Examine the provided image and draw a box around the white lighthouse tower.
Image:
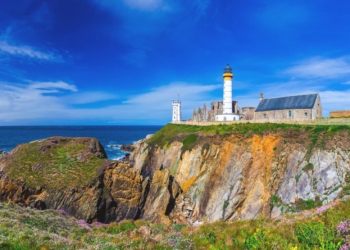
[172,96,182,123]
[216,64,240,121]
[223,64,233,114]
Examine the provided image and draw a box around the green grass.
[147,123,350,149]
[0,202,194,250]
[183,198,350,249]
[181,134,198,157]
[303,163,314,172]
[1,197,350,249]
[5,138,106,189]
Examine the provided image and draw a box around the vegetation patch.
[201,143,210,154]
[147,123,350,154]
[294,197,323,211]
[180,134,198,158]
[303,163,314,172]
[2,196,350,249]
[3,138,106,189]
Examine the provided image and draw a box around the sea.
[0,126,162,160]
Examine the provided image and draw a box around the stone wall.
[315,95,322,118]
[255,108,314,121]
[240,107,255,120]
[330,110,350,118]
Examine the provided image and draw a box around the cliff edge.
[131,123,350,224]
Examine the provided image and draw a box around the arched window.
[288,110,292,117]
[263,114,266,119]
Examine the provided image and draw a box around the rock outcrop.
[0,137,144,223]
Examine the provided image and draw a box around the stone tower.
[172,98,182,123]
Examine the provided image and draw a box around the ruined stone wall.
[330,111,350,118]
[190,101,240,122]
[315,95,322,118]
[240,107,255,120]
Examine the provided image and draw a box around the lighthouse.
[172,95,182,123]
[223,64,233,114]
[215,64,240,121]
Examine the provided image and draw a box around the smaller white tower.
[172,97,182,123]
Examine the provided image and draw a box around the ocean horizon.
[0,125,163,160]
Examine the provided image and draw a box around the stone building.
[255,93,322,121]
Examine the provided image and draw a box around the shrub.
[295,222,339,249]
[303,163,314,172]
[206,232,216,244]
[172,224,187,232]
[244,228,268,249]
[223,201,229,210]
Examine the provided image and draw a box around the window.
[224,117,227,121]
[288,110,292,117]
[305,112,308,117]
[263,114,266,118]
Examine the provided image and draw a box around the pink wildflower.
[315,204,332,215]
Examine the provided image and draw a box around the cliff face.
[131,127,350,223]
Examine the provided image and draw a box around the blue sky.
[1,0,350,125]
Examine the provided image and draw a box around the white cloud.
[125,82,220,105]
[0,41,63,62]
[28,81,78,92]
[0,81,219,124]
[283,57,350,79]
[63,92,117,105]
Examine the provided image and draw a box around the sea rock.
[120,144,135,152]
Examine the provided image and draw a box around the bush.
[295,222,339,249]
[172,224,187,232]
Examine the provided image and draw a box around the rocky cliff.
[2,124,350,226]
[131,123,350,224]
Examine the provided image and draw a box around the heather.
[1,197,350,249]
[3,137,106,189]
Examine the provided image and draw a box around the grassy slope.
[4,138,106,189]
[1,198,350,249]
[148,123,350,148]
[0,202,192,250]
